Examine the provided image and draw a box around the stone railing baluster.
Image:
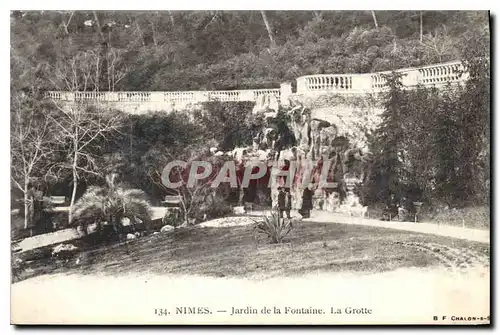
[45,60,467,107]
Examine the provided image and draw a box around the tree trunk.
[182,201,190,226]
[23,180,29,230]
[114,215,122,242]
[371,11,378,29]
[419,11,423,43]
[168,10,175,27]
[92,11,106,44]
[62,11,74,35]
[135,21,146,47]
[239,186,245,205]
[260,11,276,49]
[68,150,78,224]
[151,21,158,47]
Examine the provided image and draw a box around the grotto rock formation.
[222,95,372,216]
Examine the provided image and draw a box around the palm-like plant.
[252,210,293,244]
[72,174,152,241]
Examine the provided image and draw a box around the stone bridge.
[46,60,467,114]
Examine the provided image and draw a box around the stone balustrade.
[296,74,369,94]
[47,88,280,104]
[46,60,467,107]
[298,60,466,96]
[368,61,467,91]
[418,62,466,85]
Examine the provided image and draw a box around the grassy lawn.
[14,221,490,284]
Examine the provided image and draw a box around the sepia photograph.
[9,8,491,325]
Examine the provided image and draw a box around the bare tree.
[106,48,128,91]
[371,11,379,29]
[144,146,221,225]
[11,94,55,231]
[50,49,127,92]
[48,103,124,224]
[260,11,276,49]
[174,172,214,225]
[51,50,100,92]
[422,26,456,63]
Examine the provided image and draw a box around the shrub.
[202,196,233,220]
[72,174,152,242]
[162,208,183,227]
[428,205,490,229]
[11,253,25,282]
[252,210,293,244]
[194,193,233,222]
[52,243,79,260]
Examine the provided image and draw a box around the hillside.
[11,10,490,92]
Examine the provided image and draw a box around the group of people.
[276,184,314,219]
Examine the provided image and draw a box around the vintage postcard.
[10,9,490,325]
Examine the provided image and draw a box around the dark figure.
[382,194,398,221]
[277,187,292,219]
[299,185,314,218]
[397,197,414,222]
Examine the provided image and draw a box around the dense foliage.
[11,10,489,92]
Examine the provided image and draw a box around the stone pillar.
[144,92,157,104]
[280,82,293,107]
[241,90,254,102]
[296,77,307,95]
[351,74,373,93]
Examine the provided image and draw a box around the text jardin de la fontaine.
[229,306,372,316]
[170,306,372,315]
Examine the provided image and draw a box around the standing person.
[277,187,292,219]
[300,183,314,218]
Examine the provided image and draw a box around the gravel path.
[305,210,489,244]
[13,208,489,254]
[245,210,489,244]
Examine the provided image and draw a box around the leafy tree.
[366,40,490,209]
[368,72,409,203]
[455,18,490,204]
[194,101,255,150]
[116,111,211,202]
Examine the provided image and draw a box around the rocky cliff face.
[227,93,380,216]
